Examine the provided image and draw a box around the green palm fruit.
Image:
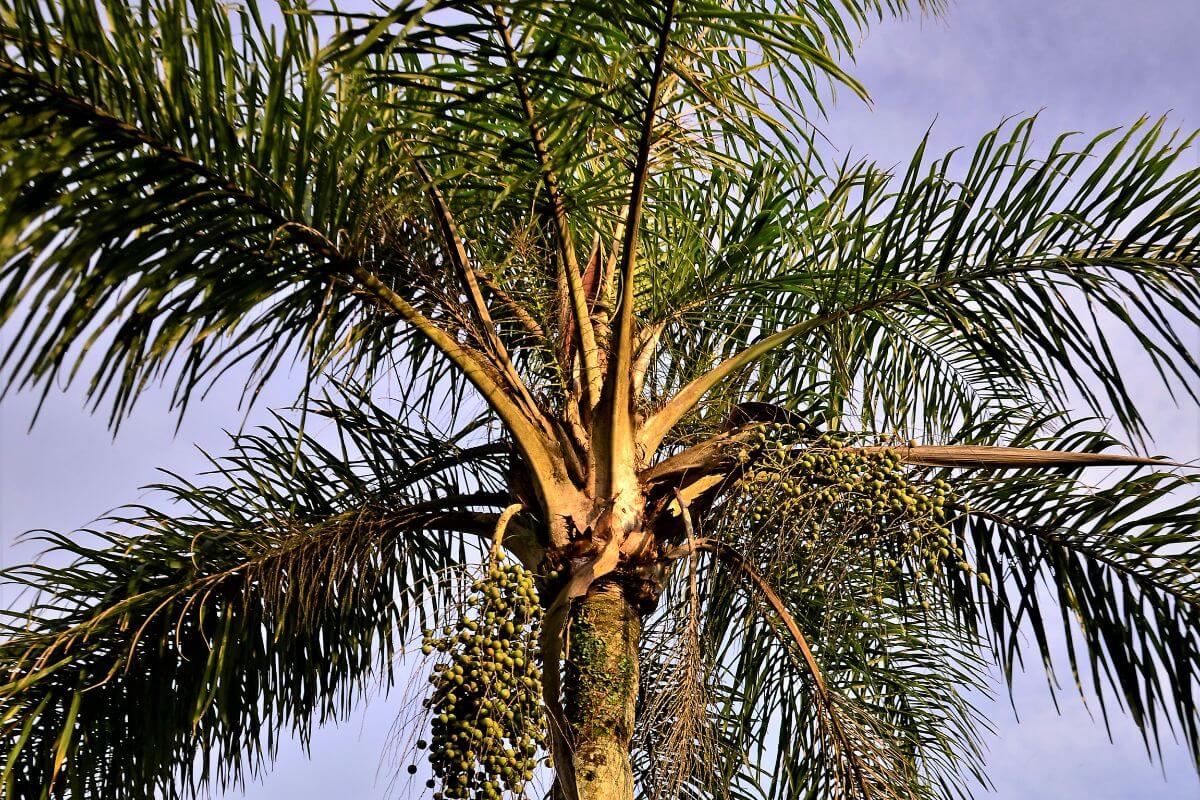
[421,557,546,796]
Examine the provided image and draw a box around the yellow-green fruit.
[422,558,545,798]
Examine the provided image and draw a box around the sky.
[2,1,1199,798]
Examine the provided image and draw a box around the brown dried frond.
[637,560,717,799]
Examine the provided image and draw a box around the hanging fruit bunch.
[727,423,988,597]
[416,553,547,799]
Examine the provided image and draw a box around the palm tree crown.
[1,2,1199,799]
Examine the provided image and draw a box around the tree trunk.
[562,581,641,800]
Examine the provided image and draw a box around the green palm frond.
[634,447,991,800]
[939,418,1200,764]
[318,0,947,419]
[643,117,1200,448]
[0,0,507,424]
[0,0,947,428]
[655,540,988,800]
[0,387,512,799]
[326,0,942,205]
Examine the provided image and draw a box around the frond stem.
[492,6,602,408]
[407,153,549,427]
[490,503,526,557]
[607,0,678,424]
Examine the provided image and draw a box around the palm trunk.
[561,581,641,800]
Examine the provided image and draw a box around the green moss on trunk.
[563,581,641,800]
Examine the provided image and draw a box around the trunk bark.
[561,581,641,800]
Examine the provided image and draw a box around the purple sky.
[2,1,1199,798]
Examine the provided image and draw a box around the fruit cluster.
[417,554,546,798]
[730,424,989,593]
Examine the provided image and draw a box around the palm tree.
[2,1,1199,798]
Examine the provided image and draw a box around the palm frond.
[940,418,1200,765]
[675,411,1200,797]
[321,0,944,389]
[689,550,988,800]
[0,387,512,799]
[0,0,549,426]
[642,117,1200,451]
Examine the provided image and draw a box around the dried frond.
[637,560,717,799]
